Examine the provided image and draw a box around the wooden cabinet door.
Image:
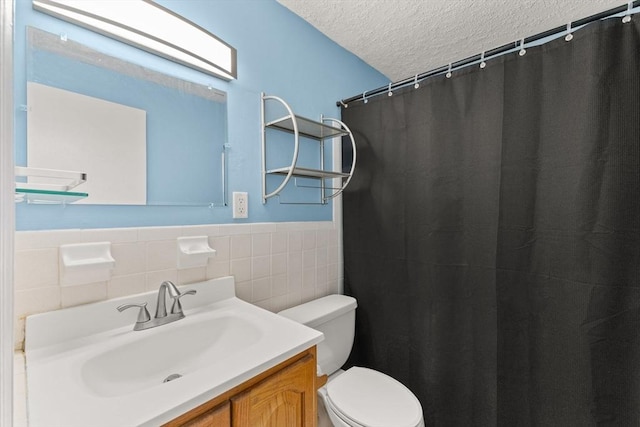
[231,354,316,427]
[180,402,230,427]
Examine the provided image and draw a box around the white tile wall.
[14,221,343,350]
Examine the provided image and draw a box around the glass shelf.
[15,188,88,204]
[265,114,349,140]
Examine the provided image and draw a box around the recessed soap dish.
[59,241,115,286]
[177,236,216,269]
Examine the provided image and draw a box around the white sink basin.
[81,311,262,398]
[25,276,323,427]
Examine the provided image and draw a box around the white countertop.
[25,277,323,427]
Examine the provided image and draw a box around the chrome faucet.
[118,281,196,331]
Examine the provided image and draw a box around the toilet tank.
[279,295,357,376]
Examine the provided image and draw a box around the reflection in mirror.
[22,27,228,206]
[27,82,147,204]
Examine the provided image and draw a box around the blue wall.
[14,0,389,230]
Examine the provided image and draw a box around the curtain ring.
[414,74,420,89]
[565,22,573,41]
[446,63,452,79]
[362,91,368,104]
[519,38,526,56]
[480,51,486,69]
[388,83,393,97]
[623,1,633,23]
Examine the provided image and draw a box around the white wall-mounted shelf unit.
[261,93,356,204]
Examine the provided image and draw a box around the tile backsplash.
[14,221,343,350]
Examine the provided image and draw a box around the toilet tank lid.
[278,294,357,328]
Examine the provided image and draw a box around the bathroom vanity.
[24,277,323,426]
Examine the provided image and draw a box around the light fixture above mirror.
[32,0,237,80]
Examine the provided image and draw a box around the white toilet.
[279,295,425,427]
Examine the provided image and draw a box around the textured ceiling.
[277,0,626,82]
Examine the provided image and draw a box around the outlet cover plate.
[233,192,248,219]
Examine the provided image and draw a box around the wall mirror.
[19,26,228,206]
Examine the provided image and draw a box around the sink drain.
[163,373,182,383]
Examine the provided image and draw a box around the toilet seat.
[325,367,423,427]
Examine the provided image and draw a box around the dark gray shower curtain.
[342,17,640,427]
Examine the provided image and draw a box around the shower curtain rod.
[336,0,639,107]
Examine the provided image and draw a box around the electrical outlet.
[233,192,248,219]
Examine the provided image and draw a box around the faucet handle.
[170,289,196,315]
[117,302,151,324]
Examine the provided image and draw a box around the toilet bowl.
[320,367,424,427]
[279,295,424,427]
